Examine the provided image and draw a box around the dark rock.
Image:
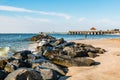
[95,47,101,52]
[51,57,95,67]
[55,42,75,49]
[12,52,22,59]
[35,46,44,55]
[63,46,76,55]
[27,54,36,61]
[58,76,70,80]
[4,63,17,73]
[9,59,32,68]
[43,50,60,59]
[44,50,70,60]
[32,59,66,75]
[4,68,43,80]
[63,47,75,57]
[44,48,96,67]
[0,59,8,70]
[51,57,74,67]
[30,33,56,42]
[35,43,53,56]
[63,46,87,58]
[63,42,75,47]
[84,46,96,53]
[53,46,63,51]
[53,38,66,46]
[75,50,88,57]
[74,58,95,66]
[99,48,106,54]
[74,43,86,47]
[20,50,32,60]
[0,70,8,80]
[87,52,97,58]
[41,44,53,53]
[95,47,106,54]
[13,50,34,61]
[35,67,58,80]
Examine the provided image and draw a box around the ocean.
[0,33,120,51]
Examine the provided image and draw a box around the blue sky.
[0,0,120,33]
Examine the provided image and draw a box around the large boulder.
[43,48,96,67]
[74,58,95,66]
[0,70,8,80]
[84,46,97,53]
[13,50,35,61]
[93,47,106,54]
[43,50,60,59]
[30,33,56,42]
[75,50,88,57]
[63,44,97,58]
[53,38,66,46]
[5,68,43,80]
[87,52,97,58]
[56,42,75,49]
[40,43,53,53]
[9,59,32,68]
[0,59,8,70]
[4,63,17,73]
[63,47,76,57]
[32,59,66,75]
[51,57,95,67]
[35,67,58,80]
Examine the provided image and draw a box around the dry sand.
[67,39,120,80]
[28,39,120,80]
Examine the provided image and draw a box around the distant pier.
[68,31,120,35]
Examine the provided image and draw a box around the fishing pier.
[68,30,120,35]
[68,27,120,35]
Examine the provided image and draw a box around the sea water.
[0,33,120,51]
[0,33,36,51]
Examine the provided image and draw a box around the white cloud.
[22,16,51,22]
[97,19,111,23]
[96,18,120,26]
[0,5,32,12]
[78,18,86,22]
[0,5,71,19]
[0,16,52,33]
[0,16,51,23]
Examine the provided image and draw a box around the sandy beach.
[66,39,120,80]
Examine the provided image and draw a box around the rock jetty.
[0,33,106,80]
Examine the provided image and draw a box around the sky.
[0,0,120,33]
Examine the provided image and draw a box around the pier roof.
[90,27,96,30]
